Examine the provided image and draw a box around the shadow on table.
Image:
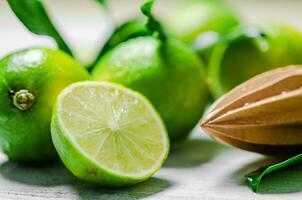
[230,156,302,194]
[0,161,172,200]
[164,138,228,168]
[76,177,172,200]
[230,156,279,184]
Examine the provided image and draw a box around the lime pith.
[51,82,169,187]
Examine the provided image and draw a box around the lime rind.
[208,43,229,98]
[51,81,169,187]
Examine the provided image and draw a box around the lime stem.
[141,0,167,41]
[12,89,35,111]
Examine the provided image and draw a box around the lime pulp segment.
[56,82,169,178]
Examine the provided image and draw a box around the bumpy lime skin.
[163,0,240,44]
[51,82,170,187]
[0,48,90,162]
[209,24,302,98]
[92,36,209,141]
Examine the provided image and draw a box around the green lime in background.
[0,48,90,162]
[92,36,209,141]
[92,0,239,69]
[208,23,302,98]
[51,82,169,187]
[163,0,240,44]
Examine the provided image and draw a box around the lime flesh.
[51,82,169,187]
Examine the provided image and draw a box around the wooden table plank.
[0,128,301,199]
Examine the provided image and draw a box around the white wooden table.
[0,128,301,200]
[1,0,302,199]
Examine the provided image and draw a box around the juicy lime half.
[51,81,169,187]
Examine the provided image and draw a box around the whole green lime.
[0,48,90,162]
[163,0,240,44]
[208,24,302,98]
[92,36,209,141]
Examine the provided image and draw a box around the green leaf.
[89,18,150,70]
[246,154,302,193]
[89,0,165,69]
[192,26,268,54]
[140,0,166,41]
[95,0,107,6]
[7,0,72,55]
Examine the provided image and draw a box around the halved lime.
[51,81,169,187]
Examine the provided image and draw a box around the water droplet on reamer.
[244,103,250,107]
